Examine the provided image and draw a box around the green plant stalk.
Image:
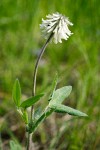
[27,33,54,150]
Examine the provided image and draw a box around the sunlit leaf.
[20,94,44,109]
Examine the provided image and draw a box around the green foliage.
[49,86,87,117]
[10,140,22,150]
[28,75,58,133]
[50,86,72,104]
[12,79,21,107]
[28,85,87,133]
[51,104,87,117]
[28,107,54,133]
[20,94,44,109]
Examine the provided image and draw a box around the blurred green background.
[0,0,100,149]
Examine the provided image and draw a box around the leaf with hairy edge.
[50,86,72,105]
[20,94,44,109]
[12,79,21,107]
[49,103,88,117]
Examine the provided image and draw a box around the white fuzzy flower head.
[40,12,73,44]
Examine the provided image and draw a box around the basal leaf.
[12,79,21,107]
[20,94,44,109]
[50,86,72,105]
[50,103,88,117]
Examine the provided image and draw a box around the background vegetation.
[0,0,100,149]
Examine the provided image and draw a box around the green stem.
[31,32,54,119]
[27,33,54,150]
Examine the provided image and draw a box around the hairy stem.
[27,33,53,150]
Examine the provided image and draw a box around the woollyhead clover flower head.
[40,12,73,44]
